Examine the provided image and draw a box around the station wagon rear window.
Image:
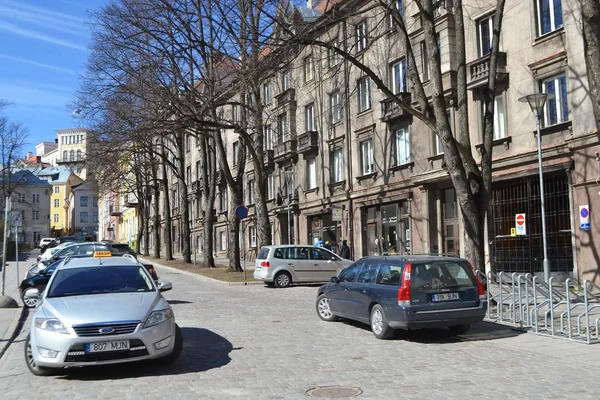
[411,262,475,291]
[376,263,403,285]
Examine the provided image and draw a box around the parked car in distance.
[24,252,181,376]
[253,245,353,288]
[315,255,487,339]
[38,242,73,262]
[38,238,53,248]
[43,242,136,265]
[20,258,69,308]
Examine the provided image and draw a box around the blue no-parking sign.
[580,205,590,231]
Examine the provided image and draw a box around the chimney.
[55,138,58,144]
[27,151,33,158]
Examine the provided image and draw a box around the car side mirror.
[158,281,173,292]
[329,276,339,284]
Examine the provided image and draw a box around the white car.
[38,243,73,262]
[25,253,182,376]
[38,238,53,248]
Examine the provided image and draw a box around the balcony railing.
[125,198,138,208]
[191,179,202,193]
[276,88,296,107]
[380,92,412,122]
[56,158,84,164]
[297,131,319,154]
[274,138,298,165]
[263,149,275,169]
[467,52,508,90]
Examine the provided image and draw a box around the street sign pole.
[1,197,10,296]
[14,225,18,286]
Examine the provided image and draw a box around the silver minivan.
[254,245,353,288]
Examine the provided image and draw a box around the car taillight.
[467,261,486,298]
[147,266,155,275]
[397,262,412,307]
[260,261,270,267]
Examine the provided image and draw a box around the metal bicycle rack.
[476,270,600,344]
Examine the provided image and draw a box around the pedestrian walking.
[339,240,351,259]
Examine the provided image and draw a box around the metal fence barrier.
[476,270,600,344]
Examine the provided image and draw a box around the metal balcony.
[380,93,412,122]
[263,149,275,170]
[125,198,138,208]
[191,180,202,193]
[297,131,319,155]
[276,88,296,107]
[467,52,508,90]
[274,139,298,165]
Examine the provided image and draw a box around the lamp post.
[283,170,294,245]
[518,93,555,284]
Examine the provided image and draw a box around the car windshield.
[47,265,155,297]
[411,262,476,291]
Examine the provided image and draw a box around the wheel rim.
[277,274,289,286]
[372,309,383,335]
[318,298,332,319]
[26,340,39,371]
[23,296,38,307]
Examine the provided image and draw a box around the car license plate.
[255,267,261,271]
[432,293,459,302]
[85,340,130,353]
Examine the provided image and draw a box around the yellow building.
[37,166,83,237]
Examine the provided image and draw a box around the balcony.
[433,0,453,18]
[274,138,298,165]
[380,93,412,122]
[125,198,138,208]
[297,131,319,155]
[56,158,84,164]
[191,179,202,193]
[276,88,296,107]
[110,207,122,217]
[263,149,275,170]
[215,169,225,185]
[467,52,508,91]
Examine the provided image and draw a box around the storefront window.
[381,204,398,254]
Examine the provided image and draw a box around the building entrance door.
[442,188,459,255]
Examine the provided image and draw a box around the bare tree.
[0,100,29,200]
[581,0,600,132]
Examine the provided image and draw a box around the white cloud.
[0,6,89,38]
[0,54,77,75]
[2,0,85,24]
[0,20,87,51]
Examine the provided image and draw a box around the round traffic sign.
[516,215,525,226]
[581,208,589,218]
[235,205,248,219]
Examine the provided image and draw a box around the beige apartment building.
[148,0,599,283]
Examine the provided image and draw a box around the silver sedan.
[25,254,182,376]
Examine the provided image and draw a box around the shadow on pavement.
[56,327,234,380]
[340,320,525,343]
[167,300,193,305]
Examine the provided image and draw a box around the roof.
[36,165,76,184]
[314,0,343,12]
[5,170,52,187]
[59,255,140,270]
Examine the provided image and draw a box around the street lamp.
[283,170,294,245]
[518,93,555,284]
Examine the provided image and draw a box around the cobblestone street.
[1,265,599,399]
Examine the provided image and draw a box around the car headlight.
[143,308,173,328]
[35,318,69,334]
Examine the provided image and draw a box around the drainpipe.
[567,167,578,282]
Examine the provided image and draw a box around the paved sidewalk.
[0,250,36,358]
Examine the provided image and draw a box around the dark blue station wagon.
[316,255,487,339]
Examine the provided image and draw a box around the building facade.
[55,128,90,180]
[69,179,100,240]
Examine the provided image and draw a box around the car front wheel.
[370,304,394,340]
[316,294,337,321]
[24,335,54,376]
[22,288,40,308]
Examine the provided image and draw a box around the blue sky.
[0,0,106,153]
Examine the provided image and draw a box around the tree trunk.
[151,158,161,259]
[200,133,217,268]
[582,0,600,133]
[227,186,243,272]
[176,132,192,263]
[161,137,173,261]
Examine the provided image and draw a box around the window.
[282,69,292,91]
[327,38,340,67]
[542,74,568,126]
[376,263,404,285]
[278,112,290,142]
[267,173,274,200]
[360,140,374,175]
[264,124,273,150]
[196,161,201,180]
[80,195,88,207]
[186,166,191,184]
[307,157,317,189]
[357,77,371,112]
[388,0,404,27]
[356,21,367,52]
[93,196,98,206]
[232,105,241,123]
[493,95,506,139]
[76,149,82,160]
[54,187,59,194]
[329,91,341,124]
[32,194,39,204]
[80,212,88,223]
[356,262,379,284]
[339,264,361,282]
[248,179,256,204]
[233,141,240,166]
[305,103,315,132]
[70,150,75,161]
[536,0,563,37]
[220,189,228,212]
[220,231,227,251]
[92,211,98,223]
[395,128,411,165]
[477,14,494,57]
[263,82,272,104]
[17,194,25,203]
[420,42,429,81]
[185,135,191,152]
[436,108,453,155]
[32,210,39,220]
[54,199,60,208]
[62,150,67,160]
[331,148,344,183]
[53,214,59,223]
[250,226,257,248]
[391,59,407,94]
[304,55,313,82]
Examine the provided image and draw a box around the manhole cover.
[306,386,362,398]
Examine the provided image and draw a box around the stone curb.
[138,257,264,287]
[0,305,27,360]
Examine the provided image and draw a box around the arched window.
[69,150,75,161]
[76,150,82,161]
[62,150,67,160]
